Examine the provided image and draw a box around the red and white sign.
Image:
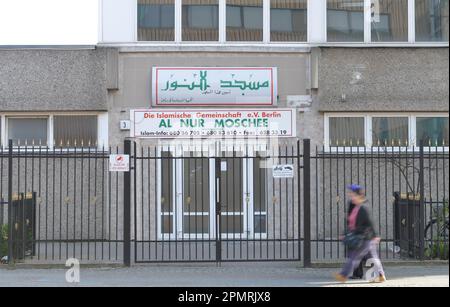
[131,109,296,139]
[109,154,130,172]
[152,67,277,106]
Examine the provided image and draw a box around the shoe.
[370,274,387,283]
[333,273,348,283]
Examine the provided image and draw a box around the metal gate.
[3,138,445,266]
[132,140,309,263]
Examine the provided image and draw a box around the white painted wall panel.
[101,0,136,43]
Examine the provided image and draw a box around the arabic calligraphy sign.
[131,109,295,139]
[152,67,277,106]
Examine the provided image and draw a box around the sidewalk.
[0,263,448,287]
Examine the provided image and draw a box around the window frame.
[0,112,108,151]
[325,113,449,152]
[135,0,310,44]
[5,115,51,148]
[130,0,449,46]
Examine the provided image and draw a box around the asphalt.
[0,263,448,287]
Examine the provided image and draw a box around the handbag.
[343,232,365,250]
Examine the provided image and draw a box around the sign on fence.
[109,154,130,172]
[152,67,277,106]
[272,164,295,178]
[131,109,296,139]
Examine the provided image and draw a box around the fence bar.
[303,139,311,268]
[123,140,132,267]
[7,139,13,265]
[419,140,425,260]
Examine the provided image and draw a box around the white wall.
[100,0,136,43]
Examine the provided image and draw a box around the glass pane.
[138,0,175,41]
[182,0,219,41]
[415,0,449,42]
[221,215,243,234]
[329,117,365,146]
[227,0,263,41]
[220,157,243,213]
[161,151,174,213]
[8,118,48,146]
[183,216,209,234]
[271,0,307,42]
[253,156,267,212]
[254,215,266,234]
[416,117,449,146]
[183,157,210,212]
[327,0,364,42]
[372,117,409,146]
[54,115,98,148]
[371,0,409,42]
[161,215,173,234]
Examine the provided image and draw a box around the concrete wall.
[317,47,449,112]
[106,50,312,145]
[0,49,108,111]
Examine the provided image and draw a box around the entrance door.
[157,150,255,240]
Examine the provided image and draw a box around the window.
[326,114,449,149]
[415,0,449,42]
[227,0,264,41]
[182,0,219,41]
[371,0,409,42]
[416,116,449,146]
[372,117,409,146]
[54,115,98,148]
[327,0,365,42]
[0,113,106,150]
[329,117,365,146]
[270,0,307,42]
[137,0,175,41]
[7,117,48,146]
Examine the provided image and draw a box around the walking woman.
[334,185,386,283]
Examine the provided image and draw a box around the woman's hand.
[372,237,381,244]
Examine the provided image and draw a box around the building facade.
[0,0,448,264]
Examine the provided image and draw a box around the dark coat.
[347,201,377,241]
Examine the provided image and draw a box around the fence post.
[418,140,425,260]
[303,139,311,268]
[123,140,132,267]
[7,139,13,265]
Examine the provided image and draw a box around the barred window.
[54,115,98,148]
[329,117,365,147]
[7,118,48,146]
[416,117,449,146]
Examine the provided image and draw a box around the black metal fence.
[0,140,125,264]
[0,139,448,266]
[311,143,449,262]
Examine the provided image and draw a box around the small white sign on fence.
[272,164,294,178]
[109,154,130,172]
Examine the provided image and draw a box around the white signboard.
[131,109,296,139]
[272,165,295,178]
[152,67,277,106]
[109,154,130,172]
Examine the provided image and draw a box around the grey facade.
[1,46,448,145]
[1,46,448,264]
[0,48,108,112]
